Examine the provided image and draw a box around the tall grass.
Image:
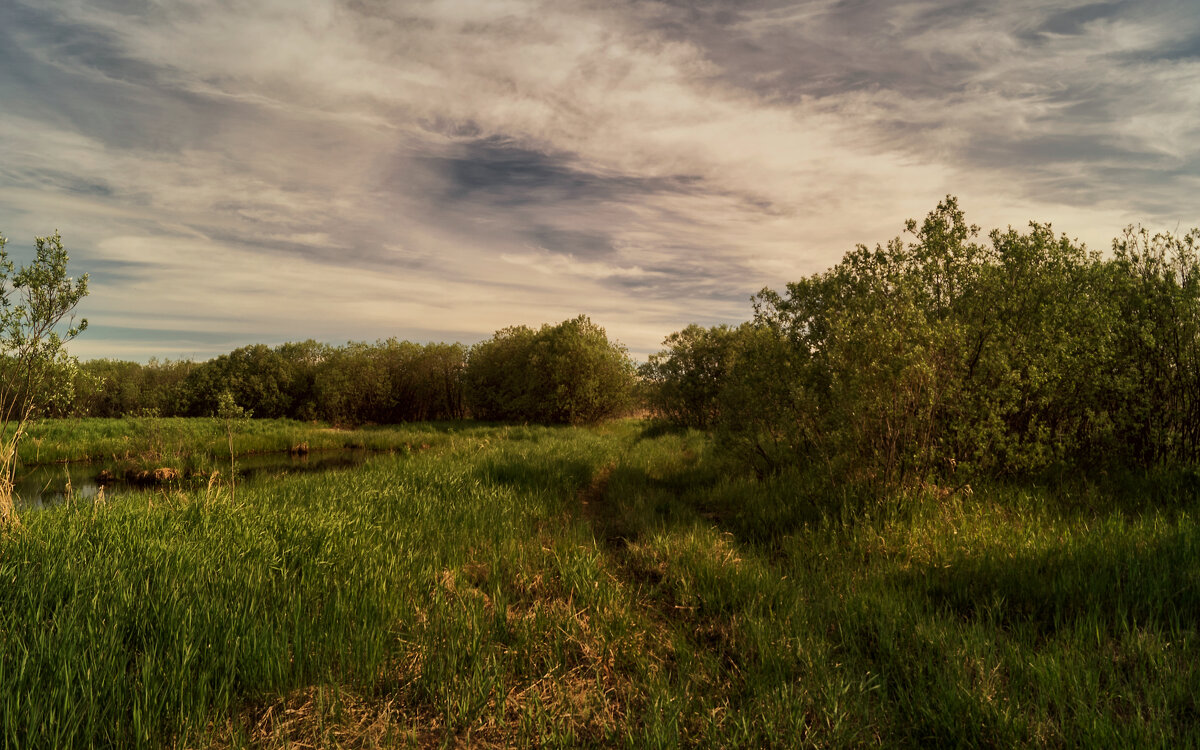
[1,420,1197,747]
[12,418,491,479]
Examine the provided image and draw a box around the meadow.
[1,418,1198,748]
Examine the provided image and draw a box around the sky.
[1,0,1198,361]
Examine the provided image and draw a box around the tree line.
[641,196,1200,486]
[63,316,635,426]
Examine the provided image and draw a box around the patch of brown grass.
[199,684,499,750]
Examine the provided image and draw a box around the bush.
[652,196,1200,489]
[465,316,634,424]
[639,324,743,429]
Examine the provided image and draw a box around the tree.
[181,344,293,419]
[704,196,1140,487]
[0,230,88,525]
[464,316,635,424]
[640,324,743,429]
[533,316,636,424]
[462,325,541,422]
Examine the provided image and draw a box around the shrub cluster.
[643,197,1200,485]
[639,324,743,430]
[463,315,635,424]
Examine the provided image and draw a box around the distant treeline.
[64,316,635,426]
[641,196,1200,483]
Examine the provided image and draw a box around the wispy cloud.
[0,0,1196,360]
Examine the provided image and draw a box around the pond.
[14,449,376,508]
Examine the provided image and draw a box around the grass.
[13,417,483,480]
[1,418,1198,747]
[19,416,482,461]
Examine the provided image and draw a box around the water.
[14,449,375,508]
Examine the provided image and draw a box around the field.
[2,419,1198,747]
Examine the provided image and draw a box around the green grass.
[14,417,488,479]
[1,419,1198,747]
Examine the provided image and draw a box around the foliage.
[646,197,1200,488]
[73,339,467,426]
[183,344,294,419]
[639,323,744,429]
[464,315,635,424]
[74,357,198,418]
[460,325,538,422]
[1107,226,1200,465]
[310,339,466,425]
[0,230,88,523]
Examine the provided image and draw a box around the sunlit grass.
[1,419,1197,747]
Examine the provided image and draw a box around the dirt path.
[577,462,632,550]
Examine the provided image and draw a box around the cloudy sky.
[1,0,1198,361]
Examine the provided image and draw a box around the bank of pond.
[9,417,458,508]
[13,447,376,508]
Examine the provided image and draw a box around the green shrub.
[652,196,1200,487]
[464,315,634,424]
[639,323,744,429]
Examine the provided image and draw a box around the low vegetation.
[9,417,463,482]
[3,421,1199,747]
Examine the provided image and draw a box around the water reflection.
[15,449,375,508]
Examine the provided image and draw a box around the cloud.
[0,0,1196,361]
[630,0,1200,214]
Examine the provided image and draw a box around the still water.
[15,449,374,508]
